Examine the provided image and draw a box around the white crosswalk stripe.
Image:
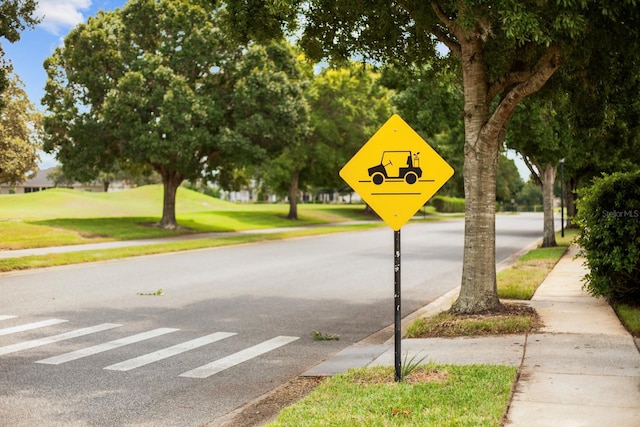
[36,328,180,365]
[0,323,121,356]
[179,336,299,379]
[0,316,300,379]
[0,319,68,336]
[105,331,237,371]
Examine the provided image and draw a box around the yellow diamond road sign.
[340,114,454,231]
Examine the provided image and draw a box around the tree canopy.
[304,65,393,196]
[230,40,311,219]
[0,72,40,184]
[507,91,574,246]
[224,0,640,313]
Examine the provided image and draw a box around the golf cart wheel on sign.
[371,172,385,185]
[404,172,418,184]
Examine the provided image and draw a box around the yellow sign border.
[340,114,454,230]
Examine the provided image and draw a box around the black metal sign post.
[394,229,402,382]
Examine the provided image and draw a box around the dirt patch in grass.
[216,376,324,427]
[403,368,450,384]
[408,303,542,338]
[348,365,450,385]
[450,302,540,327]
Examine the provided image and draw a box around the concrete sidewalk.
[305,246,640,426]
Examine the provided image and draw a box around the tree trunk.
[158,169,184,230]
[430,13,561,314]
[450,38,503,314]
[452,138,503,313]
[103,180,110,192]
[540,162,557,247]
[522,157,558,246]
[287,168,299,220]
[566,176,579,228]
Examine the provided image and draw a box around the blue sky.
[4,0,128,109]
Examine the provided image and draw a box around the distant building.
[0,167,104,194]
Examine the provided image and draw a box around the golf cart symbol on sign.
[339,114,454,231]
[367,150,423,185]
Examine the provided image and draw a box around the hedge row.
[430,196,465,213]
[576,171,640,305]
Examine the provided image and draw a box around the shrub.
[576,171,640,304]
[430,195,465,213]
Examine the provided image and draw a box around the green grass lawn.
[0,185,376,250]
[615,304,640,336]
[269,365,516,427]
[0,185,232,220]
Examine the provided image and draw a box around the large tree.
[224,0,640,313]
[0,72,40,184]
[42,0,244,229]
[0,0,39,110]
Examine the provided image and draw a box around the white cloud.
[36,0,92,35]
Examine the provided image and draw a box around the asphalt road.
[0,213,551,426]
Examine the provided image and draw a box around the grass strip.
[497,246,567,299]
[0,221,112,250]
[11,209,366,249]
[497,229,579,300]
[0,224,380,272]
[0,186,378,249]
[615,304,640,336]
[269,364,517,427]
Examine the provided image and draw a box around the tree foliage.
[516,180,543,209]
[559,42,640,223]
[257,63,392,214]
[496,155,523,206]
[507,91,574,246]
[305,65,392,195]
[42,0,244,229]
[230,40,311,219]
[508,92,572,178]
[0,72,40,184]
[381,64,465,197]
